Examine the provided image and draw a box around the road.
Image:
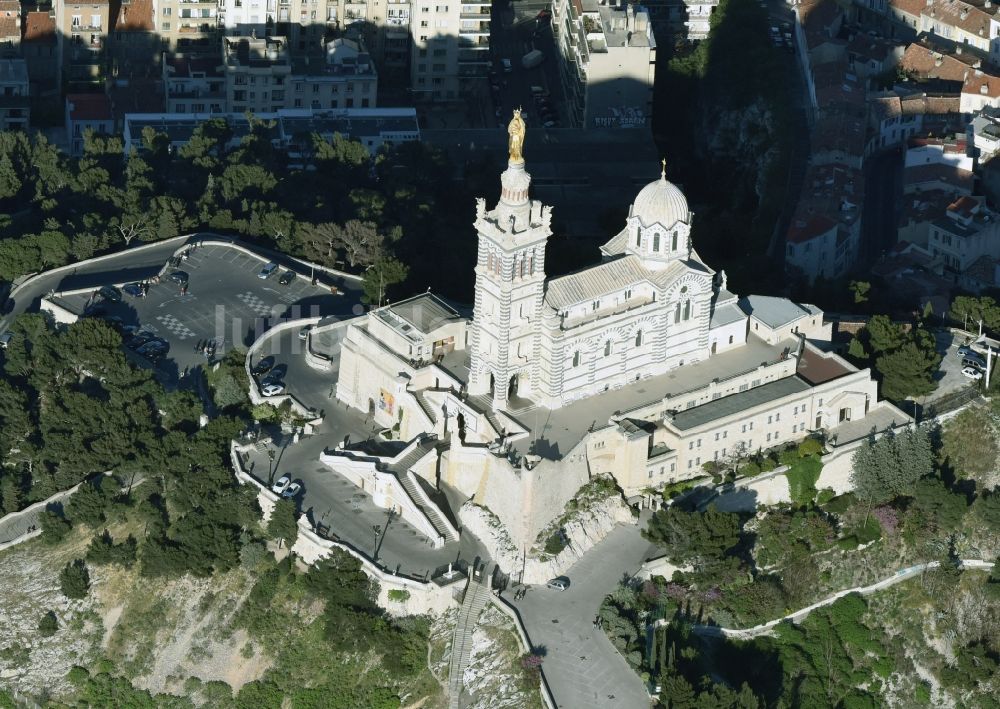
[860,148,904,265]
[503,522,658,709]
[690,559,995,639]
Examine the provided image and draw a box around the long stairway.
[448,567,493,709]
[397,471,459,542]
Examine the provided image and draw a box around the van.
[0,331,12,349]
[963,357,985,371]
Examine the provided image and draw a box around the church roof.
[670,376,812,431]
[630,172,689,229]
[599,229,628,257]
[544,256,652,310]
[738,295,819,328]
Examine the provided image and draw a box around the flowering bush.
[665,583,688,601]
[873,505,899,536]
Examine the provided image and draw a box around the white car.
[271,475,291,494]
[262,382,285,396]
[962,366,983,380]
[281,482,302,499]
[298,325,313,341]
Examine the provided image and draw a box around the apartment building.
[409,0,490,100]
[0,59,29,131]
[163,53,225,113]
[0,1,19,57]
[158,0,218,51]
[552,0,656,128]
[785,163,864,283]
[21,11,59,91]
[65,93,114,155]
[217,0,336,49]
[222,34,291,113]
[56,0,111,88]
[110,0,157,68]
[221,34,376,113]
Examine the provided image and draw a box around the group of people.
[194,339,217,358]
[513,586,529,601]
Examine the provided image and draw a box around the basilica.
[329,114,907,553]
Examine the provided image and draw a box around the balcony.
[459,22,490,35]
[70,24,103,33]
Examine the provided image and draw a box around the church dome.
[631,169,689,229]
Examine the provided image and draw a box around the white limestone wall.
[709,317,747,354]
[39,298,80,325]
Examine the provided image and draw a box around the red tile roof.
[115,0,153,31]
[22,11,55,43]
[0,15,17,39]
[901,44,975,82]
[67,93,114,122]
[963,70,1000,98]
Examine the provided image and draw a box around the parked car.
[137,339,169,357]
[271,475,291,494]
[299,325,313,341]
[501,58,513,73]
[252,356,275,375]
[962,366,983,380]
[546,576,570,591]
[0,331,13,349]
[99,285,122,302]
[258,262,279,279]
[127,334,153,349]
[168,270,189,286]
[963,357,986,371]
[279,270,296,285]
[261,382,285,396]
[123,282,145,298]
[281,482,302,499]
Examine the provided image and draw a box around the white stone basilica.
[328,115,908,561]
[467,141,749,411]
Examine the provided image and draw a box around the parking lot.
[51,243,362,384]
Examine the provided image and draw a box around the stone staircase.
[412,389,438,424]
[397,470,459,543]
[448,567,493,709]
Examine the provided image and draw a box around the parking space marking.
[236,291,276,316]
[155,314,197,340]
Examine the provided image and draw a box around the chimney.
[957,45,963,53]
[961,8,969,19]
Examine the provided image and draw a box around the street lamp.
[267,448,276,483]
[372,524,382,561]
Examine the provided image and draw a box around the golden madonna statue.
[508,109,526,163]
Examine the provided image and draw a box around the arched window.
[604,340,612,357]
[635,330,643,347]
[683,300,691,321]
[653,233,660,251]
[635,230,641,247]
[487,252,493,271]
[728,335,734,344]
[519,258,526,278]
[672,232,678,250]
[527,255,533,275]
[572,351,580,367]
[674,302,681,324]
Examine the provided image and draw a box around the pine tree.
[0,152,21,200]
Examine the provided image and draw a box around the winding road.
[686,559,995,640]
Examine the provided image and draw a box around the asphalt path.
[504,522,658,709]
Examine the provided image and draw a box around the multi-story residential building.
[217,0,334,50]
[121,106,420,154]
[785,163,864,282]
[163,53,225,113]
[409,0,490,100]
[21,11,59,91]
[65,93,114,154]
[972,104,1000,162]
[552,0,656,128]
[289,38,377,109]
[381,0,411,73]
[222,34,291,113]
[110,0,157,69]
[927,194,1000,276]
[0,59,29,131]
[961,68,1000,112]
[157,0,218,52]
[903,137,974,195]
[55,0,111,88]
[0,1,20,57]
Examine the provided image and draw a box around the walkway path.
[505,522,658,709]
[688,559,995,640]
[449,566,493,709]
[0,484,82,549]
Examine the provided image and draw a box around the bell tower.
[468,110,552,411]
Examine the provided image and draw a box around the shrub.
[739,459,762,477]
[38,610,58,637]
[785,456,822,506]
[59,559,91,599]
[823,492,857,516]
[543,529,568,555]
[39,508,72,545]
[760,456,778,473]
[86,530,137,567]
[387,589,411,602]
[797,437,823,458]
[65,479,108,527]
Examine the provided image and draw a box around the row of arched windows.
[636,230,679,253]
[570,330,645,367]
[485,250,535,277]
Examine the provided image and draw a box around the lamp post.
[372,524,382,562]
[267,448,276,484]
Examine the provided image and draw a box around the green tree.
[0,152,22,199]
[39,508,73,545]
[267,499,298,549]
[849,280,870,304]
[875,341,940,400]
[851,427,933,506]
[361,256,408,305]
[38,610,59,637]
[59,559,91,599]
[866,315,906,353]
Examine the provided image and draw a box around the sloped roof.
[67,93,113,121]
[23,11,55,43]
[900,43,974,83]
[545,256,655,310]
[963,70,1000,98]
[115,0,153,31]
